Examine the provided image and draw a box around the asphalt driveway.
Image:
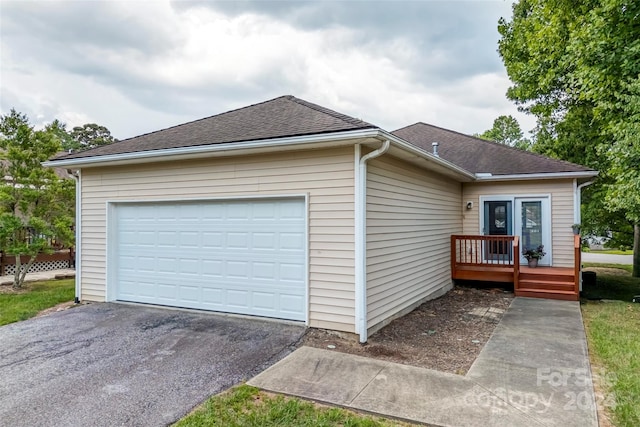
[0,303,305,427]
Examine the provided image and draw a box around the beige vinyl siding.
[366,156,462,332]
[79,147,356,332]
[462,179,575,267]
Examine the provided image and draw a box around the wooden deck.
[451,235,580,301]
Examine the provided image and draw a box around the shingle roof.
[54,95,376,160]
[51,96,596,178]
[393,122,595,176]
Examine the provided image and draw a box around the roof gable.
[56,95,376,160]
[50,96,596,179]
[392,122,594,176]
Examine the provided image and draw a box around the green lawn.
[0,279,75,326]
[587,249,634,255]
[174,384,413,427]
[581,264,640,426]
[582,263,639,301]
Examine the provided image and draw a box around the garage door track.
[0,303,305,427]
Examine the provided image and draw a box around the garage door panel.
[281,232,305,251]
[281,294,305,313]
[202,232,223,248]
[281,263,305,281]
[113,198,306,321]
[254,292,276,310]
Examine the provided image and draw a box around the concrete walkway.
[0,268,75,286]
[249,298,598,427]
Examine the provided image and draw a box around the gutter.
[69,170,81,303]
[377,130,476,181]
[355,139,390,343]
[43,128,477,182]
[475,171,599,182]
[43,129,382,168]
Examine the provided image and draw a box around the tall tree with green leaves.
[66,123,117,151]
[0,110,75,288]
[498,0,640,276]
[476,115,531,149]
[45,119,75,153]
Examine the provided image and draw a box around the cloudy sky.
[0,0,534,140]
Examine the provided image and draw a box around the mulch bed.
[302,285,514,375]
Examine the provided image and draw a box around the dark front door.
[484,201,513,261]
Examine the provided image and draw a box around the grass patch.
[582,302,640,426]
[583,262,633,274]
[174,384,413,427]
[588,249,634,255]
[0,279,74,326]
[581,264,639,301]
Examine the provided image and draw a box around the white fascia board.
[43,127,478,181]
[42,128,382,168]
[377,130,477,181]
[474,171,599,181]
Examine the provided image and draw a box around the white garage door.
[111,198,307,321]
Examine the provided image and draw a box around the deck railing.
[451,234,581,301]
[451,235,520,266]
[451,235,520,284]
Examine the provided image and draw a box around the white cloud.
[0,0,531,140]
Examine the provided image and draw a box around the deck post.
[574,235,581,295]
[450,235,457,279]
[513,236,520,291]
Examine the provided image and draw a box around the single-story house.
[45,96,597,342]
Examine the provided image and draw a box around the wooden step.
[453,266,514,283]
[516,288,579,301]
[519,272,575,283]
[518,279,576,292]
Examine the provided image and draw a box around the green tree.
[477,115,531,149]
[45,119,75,153]
[498,0,640,276]
[0,110,75,288]
[607,79,640,270]
[65,123,117,151]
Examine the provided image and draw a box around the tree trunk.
[12,255,22,289]
[633,223,639,278]
[12,254,39,289]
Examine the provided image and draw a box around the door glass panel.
[484,201,512,261]
[521,201,543,251]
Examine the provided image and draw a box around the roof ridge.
[391,122,418,133]
[75,95,374,158]
[68,96,296,157]
[400,122,595,172]
[284,95,376,128]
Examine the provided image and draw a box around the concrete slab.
[249,296,598,427]
[472,328,588,369]
[250,347,545,426]
[249,346,387,404]
[467,298,597,427]
[351,359,544,427]
[0,268,75,286]
[466,361,596,427]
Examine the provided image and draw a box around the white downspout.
[355,140,390,343]
[574,178,595,291]
[70,170,82,303]
[574,179,596,225]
